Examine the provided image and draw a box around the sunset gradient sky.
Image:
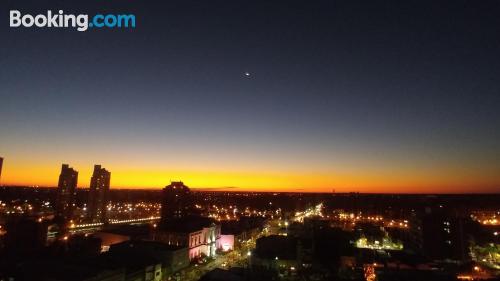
[1,0,499,193]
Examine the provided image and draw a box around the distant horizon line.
[1,184,499,195]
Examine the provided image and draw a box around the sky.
[0,0,499,193]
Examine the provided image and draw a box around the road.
[171,235,258,281]
[166,204,322,281]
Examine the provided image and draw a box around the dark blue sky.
[1,0,499,192]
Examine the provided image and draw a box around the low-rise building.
[93,224,151,252]
[154,216,221,261]
[220,217,266,252]
[252,235,299,277]
[109,240,189,275]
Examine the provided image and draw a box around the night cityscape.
[0,167,499,281]
[1,0,500,281]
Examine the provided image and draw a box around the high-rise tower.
[0,157,3,184]
[56,164,78,222]
[160,181,191,222]
[87,165,111,223]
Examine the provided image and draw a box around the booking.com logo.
[9,10,136,31]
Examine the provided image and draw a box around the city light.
[0,1,499,281]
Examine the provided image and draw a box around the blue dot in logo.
[89,23,93,27]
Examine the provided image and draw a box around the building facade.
[0,157,3,183]
[160,181,191,221]
[187,223,221,260]
[56,164,78,222]
[422,214,468,261]
[409,207,469,262]
[87,165,111,223]
[155,217,222,261]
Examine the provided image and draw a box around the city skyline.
[0,159,498,193]
[1,0,500,193]
[1,1,499,280]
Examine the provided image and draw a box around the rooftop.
[159,216,217,233]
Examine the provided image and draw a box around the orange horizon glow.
[1,161,499,193]
[2,0,500,197]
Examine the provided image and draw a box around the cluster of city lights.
[356,237,403,251]
[294,203,324,222]
[109,216,160,224]
[335,212,409,228]
[0,200,36,215]
[105,201,161,218]
[69,216,160,229]
[205,204,276,221]
[470,211,500,226]
[481,219,499,225]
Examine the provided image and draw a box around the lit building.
[55,164,78,222]
[155,216,222,261]
[220,218,267,252]
[160,181,191,221]
[156,182,220,260]
[87,165,111,223]
[219,235,234,252]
